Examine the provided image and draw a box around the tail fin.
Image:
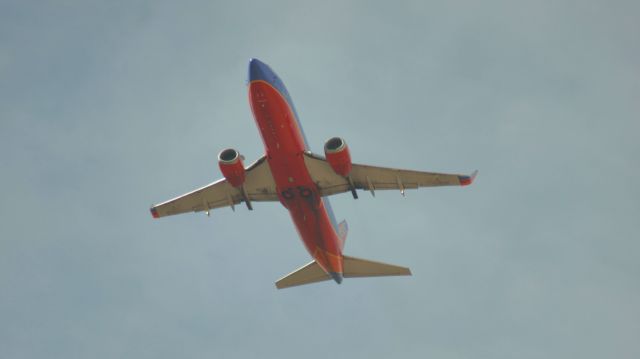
[343,255,411,277]
[337,220,348,250]
[275,261,330,289]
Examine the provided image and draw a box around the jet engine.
[218,148,246,187]
[324,137,352,177]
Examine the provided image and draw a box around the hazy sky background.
[1,1,638,358]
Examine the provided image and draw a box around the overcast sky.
[1,1,639,358]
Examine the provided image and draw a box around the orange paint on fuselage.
[248,80,343,276]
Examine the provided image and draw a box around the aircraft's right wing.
[150,155,278,218]
[303,152,477,197]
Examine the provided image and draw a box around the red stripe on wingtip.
[150,207,159,218]
[459,171,478,186]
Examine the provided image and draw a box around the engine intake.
[324,137,352,177]
[218,148,246,187]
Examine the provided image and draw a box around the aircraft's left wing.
[150,155,278,218]
[303,152,476,197]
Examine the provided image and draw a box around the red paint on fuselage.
[248,80,343,275]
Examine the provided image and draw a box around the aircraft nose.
[248,58,275,83]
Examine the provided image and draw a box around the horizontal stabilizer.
[275,256,412,289]
[343,255,411,277]
[275,261,330,289]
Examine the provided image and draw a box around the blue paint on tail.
[329,272,343,284]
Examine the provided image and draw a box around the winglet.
[458,170,478,186]
[150,207,159,218]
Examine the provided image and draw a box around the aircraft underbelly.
[249,80,343,274]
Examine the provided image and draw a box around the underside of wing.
[303,152,476,197]
[150,155,278,218]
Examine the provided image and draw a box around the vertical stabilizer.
[337,220,349,250]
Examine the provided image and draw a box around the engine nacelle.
[218,148,246,187]
[324,137,352,177]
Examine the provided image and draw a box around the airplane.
[150,58,477,289]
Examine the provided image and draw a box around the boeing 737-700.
[150,58,477,289]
